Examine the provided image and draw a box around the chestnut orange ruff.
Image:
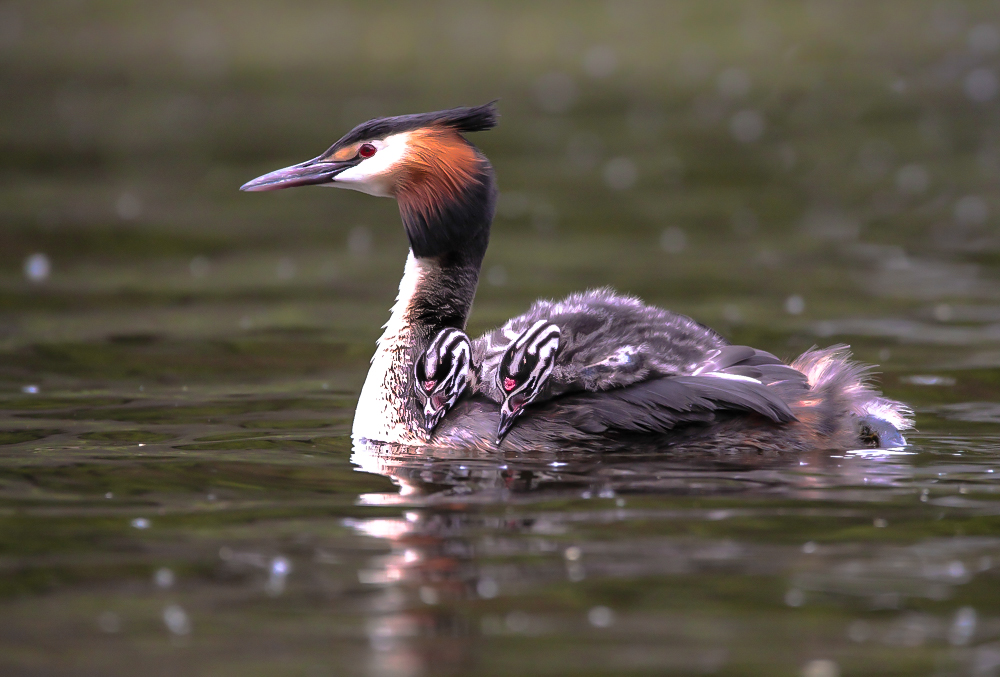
[395,127,486,237]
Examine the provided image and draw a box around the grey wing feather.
[695,346,809,386]
[527,373,797,438]
[518,342,810,437]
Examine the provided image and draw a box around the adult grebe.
[241,102,912,452]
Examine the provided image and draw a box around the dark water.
[4,2,1000,675]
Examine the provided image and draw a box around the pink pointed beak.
[240,157,358,192]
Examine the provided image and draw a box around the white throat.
[352,251,430,445]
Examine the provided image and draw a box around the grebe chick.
[495,320,561,440]
[413,328,471,432]
[482,287,734,441]
[240,102,913,452]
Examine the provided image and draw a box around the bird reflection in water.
[347,508,541,677]
[350,438,906,501]
[343,440,927,676]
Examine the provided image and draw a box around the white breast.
[352,251,429,445]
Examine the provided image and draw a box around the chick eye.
[503,377,517,392]
[358,143,377,159]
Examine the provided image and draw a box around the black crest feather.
[434,101,500,133]
[332,101,499,148]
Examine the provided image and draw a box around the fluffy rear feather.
[790,345,913,432]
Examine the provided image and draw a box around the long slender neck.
[352,158,495,445]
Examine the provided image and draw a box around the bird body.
[241,102,913,452]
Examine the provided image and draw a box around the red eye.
[358,143,377,159]
[503,377,517,392]
[423,380,436,391]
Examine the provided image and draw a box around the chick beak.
[423,400,446,434]
[240,156,357,192]
[495,408,521,445]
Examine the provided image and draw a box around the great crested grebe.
[241,102,912,452]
